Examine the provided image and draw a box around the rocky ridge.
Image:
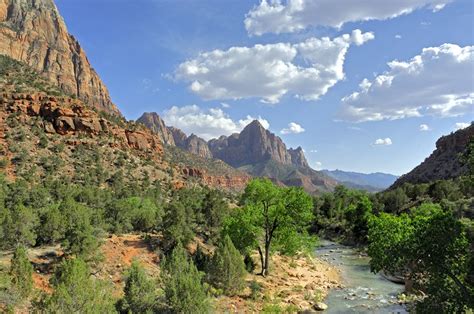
[392,123,473,187]
[0,0,121,116]
[138,112,337,193]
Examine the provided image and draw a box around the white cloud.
[175,30,373,104]
[455,122,471,130]
[340,44,474,122]
[220,102,231,108]
[244,0,451,35]
[395,34,402,39]
[310,149,318,153]
[314,161,323,170]
[419,124,431,131]
[374,138,392,146]
[280,122,305,134]
[162,105,269,140]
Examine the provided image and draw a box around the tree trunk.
[257,246,265,276]
[263,243,270,276]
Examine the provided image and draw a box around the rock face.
[1,92,161,154]
[0,0,121,116]
[208,120,293,167]
[183,134,213,159]
[288,146,309,168]
[168,126,188,148]
[137,112,175,145]
[392,124,473,187]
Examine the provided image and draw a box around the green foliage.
[162,243,210,313]
[224,179,314,275]
[368,204,472,312]
[118,261,157,314]
[1,205,38,247]
[163,200,195,248]
[9,246,33,301]
[37,258,116,313]
[208,235,246,296]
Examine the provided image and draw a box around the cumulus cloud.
[419,124,431,131]
[244,0,451,35]
[310,149,318,153]
[175,30,374,104]
[314,161,323,170]
[280,122,305,134]
[162,105,269,140]
[455,122,471,130]
[220,102,231,108]
[340,44,474,122]
[395,34,402,39]
[374,138,392,146]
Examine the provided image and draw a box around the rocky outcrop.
[208,120,293,167]
[137,112,175,145]
[168,126,187,148]
[182,167,249,191]
[0,0,121,116]
[1,92,162,154]
[392,123,473,187]
[288,146,309,168]
[184,134,213,159]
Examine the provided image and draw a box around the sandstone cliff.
[392,124,473,187]
[0,0,121,116]
[137,112,175,145]
[208,120,293,167]
[288,146,309,168]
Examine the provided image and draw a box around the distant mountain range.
[321,170,398,192]
[137,112,401,193]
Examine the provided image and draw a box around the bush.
[162,243,210,313]
[9,246,33,301]
[118,261,157,313]
[37,258,116,313]
[208,235,246,296]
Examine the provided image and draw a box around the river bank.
[317,240,407,313]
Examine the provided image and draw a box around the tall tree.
[225,179,314,276]
[118,261,157,313]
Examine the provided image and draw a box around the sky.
[55,0,473,175]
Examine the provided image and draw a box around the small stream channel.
[316,240,408,313]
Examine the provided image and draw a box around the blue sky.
[55,0,473,175]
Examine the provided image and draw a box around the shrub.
[118,261,157,313]
[208,235,246,296]
[37,258,116,313]
[9,246,33,301]
[162,243,210,313]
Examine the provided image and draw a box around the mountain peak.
[0,0,122,116]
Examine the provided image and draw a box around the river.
[316,240,408,313]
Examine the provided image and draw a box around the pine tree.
[38,258,116,313]
[118,261,157,313]
[209,235,247,296]
[10,245,33,301]
[162,243,209,313]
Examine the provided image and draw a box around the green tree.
[60,198,100,261]
[118,261,157,313]
[345,195,373,243]
[368,204,472,312]
[225,179,314,276]
[38,258,116,313]
[9,245,33,301]
[2,205,38,247]
[162,243,209,313]
[37,204,65,244]
[163,201,195,248]
[208,235,246,296]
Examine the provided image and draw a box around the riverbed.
[316,240,408,313]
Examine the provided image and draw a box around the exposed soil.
[215,253,341,312]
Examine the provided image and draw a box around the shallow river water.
[316,240,408,313]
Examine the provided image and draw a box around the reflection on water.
[316,240,408,313]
